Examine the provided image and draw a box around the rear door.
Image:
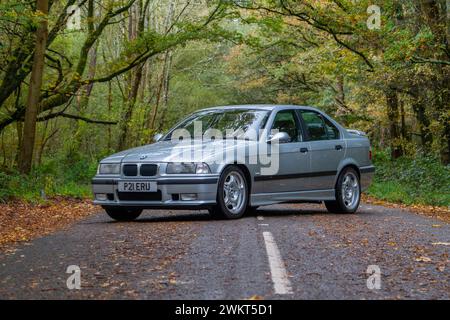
[260,109,311,193]
[298,110,345,190]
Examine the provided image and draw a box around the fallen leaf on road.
[415,256,432,262]
[362,195,450,223]
[0,197,99,249]
[247,295,263,300]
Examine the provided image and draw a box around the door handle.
[300,147,308,153]
[335,145,343,151]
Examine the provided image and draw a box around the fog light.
[95,193,108,201]
[180,193,197,201]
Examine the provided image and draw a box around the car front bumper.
[92,175,219,209]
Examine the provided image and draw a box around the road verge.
[0,197,98,249]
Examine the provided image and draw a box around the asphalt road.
[0,203,448,299]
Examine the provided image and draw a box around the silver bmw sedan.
[92,105,374,220]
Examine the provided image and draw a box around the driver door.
[259,109,311,193]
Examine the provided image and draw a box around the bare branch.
[37,112,117,125]
[411,55,450,66]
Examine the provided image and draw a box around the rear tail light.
[369,149,372,161]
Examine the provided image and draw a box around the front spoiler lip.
[93,200,216,209]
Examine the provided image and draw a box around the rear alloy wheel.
[103,207,143,221]
[209,166,249,219]
[325,167,361,214]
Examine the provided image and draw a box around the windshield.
[164,109,270,141]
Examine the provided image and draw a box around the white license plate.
[118,181,157,192]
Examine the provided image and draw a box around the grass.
[367,150,450,207]
[368,180,450,207]
[0,157,97,203]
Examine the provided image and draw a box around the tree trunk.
[438,74,450,164]
[14,86,23,165]
[148,0,175,135]
[1,131,6,167]
[334,75,347,117]
[442,118,450,165]
[399,100,408,142]
[386,87,403,159]
[117,0,149,150]
[77,0,98,111]
[117,64,144,150]
[18,0,49,174]
[410,89,432,151]
[156,50,173,132]
[107,80,112,151]
[148,67,165,133]
[37,124,58,166]
[72,0,97,154]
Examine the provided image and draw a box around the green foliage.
[368,150,450,206]
[0,158,97,203]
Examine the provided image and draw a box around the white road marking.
[262,231,293,295]
[258,223,269,226]
[257,216,264,221]
[432,242,450,246]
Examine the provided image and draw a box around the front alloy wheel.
[209,165,249,219]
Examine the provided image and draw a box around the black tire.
[325,167,361,214]
[103,206,143,221]
[246,206,259,215]
[210,165,249,220]
[208,207,223,220]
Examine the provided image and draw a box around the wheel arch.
[334,163,361,189]
[219,162,252,194]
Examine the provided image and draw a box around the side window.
[323,117,340,140]
[300,111,340,141]
[271,110,302,142]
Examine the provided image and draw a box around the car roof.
[199,104,322,112]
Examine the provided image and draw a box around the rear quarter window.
[300,110,340,140]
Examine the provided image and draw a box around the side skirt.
[250,189,335,206]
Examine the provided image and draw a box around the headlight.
[98,163,120,175]
[166,162,211,174]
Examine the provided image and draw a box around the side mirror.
[267,132,291,144]
[153,133,163,142]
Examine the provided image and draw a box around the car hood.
[101,140,260,163]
